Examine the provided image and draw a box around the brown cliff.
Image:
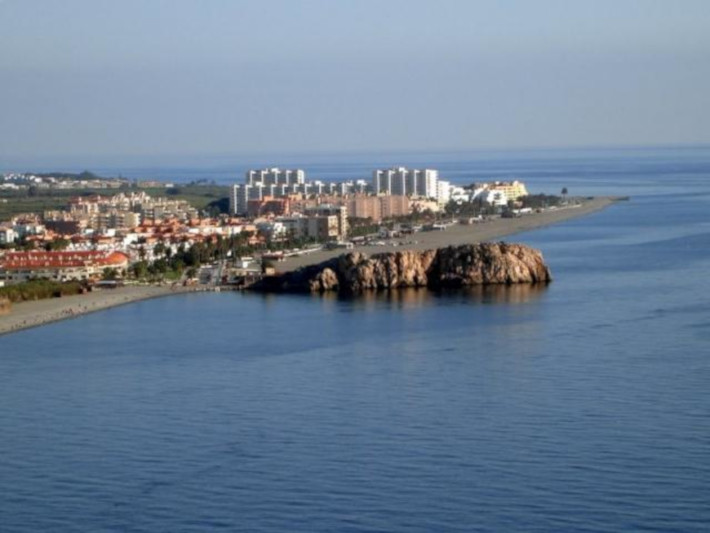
[254,243,552,293]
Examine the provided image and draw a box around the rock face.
[254,243,552,293]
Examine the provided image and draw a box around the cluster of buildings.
[231,167,451,218]
[0,172,129,191]
[0,164,532,285]
[42,192,199,235]
[231,167,529,222]
[0,217,46,247]
[255,204,349,242]
[231,168,369,216]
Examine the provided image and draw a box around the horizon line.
[2,142,710,170]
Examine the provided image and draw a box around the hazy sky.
[1,0,709,158]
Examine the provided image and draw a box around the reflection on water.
[436,284,549,305]
[5,149,710,533]
[316,284,549,310]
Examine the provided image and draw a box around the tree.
[45,238,70,251]
[172,259,185,274]
[131,261,149,279]
[561,187,568,197]
[102,267,119,280]
[153,241,166,257]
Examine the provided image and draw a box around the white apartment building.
[372,167,439,198]
[245,168,305,186]
[232,184,270,216]
[436,180,452,206]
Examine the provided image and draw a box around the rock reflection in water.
[319,284,548,310]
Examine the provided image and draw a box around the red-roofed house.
[0,251,129,283]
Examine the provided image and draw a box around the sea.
[1,147,709,532]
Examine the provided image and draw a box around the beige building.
[278,215,341,241]
[484,181,529,201]
[346,195,410,222]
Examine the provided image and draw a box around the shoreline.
[0,196,623,338]
[0,285,201,338]
[278,196,622,272]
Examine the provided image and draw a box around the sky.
[1,0,709,160]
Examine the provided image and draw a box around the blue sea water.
[1,147,710,532]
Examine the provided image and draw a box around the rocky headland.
[254,242,552,293]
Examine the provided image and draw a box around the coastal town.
[0,165,582,295]
[0,165,589,292]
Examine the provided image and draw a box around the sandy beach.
[278,196,622,271]
[0,285,196,337]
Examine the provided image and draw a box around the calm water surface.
[1,148,709,532]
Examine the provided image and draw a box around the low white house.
[480,190,509,207]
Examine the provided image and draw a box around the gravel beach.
[0,285,194,337]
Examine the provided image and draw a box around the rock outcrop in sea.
[253,243,552,293]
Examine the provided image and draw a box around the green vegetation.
[34,170,108,181]
[139,184,230,212]
[45,238,70,251]
[348,217,379,237]
[0,195,84,220]
[519,194,564,209]
[0,279,85,303]
[101,267,120,281]
[129,233,261,282]
[127,230,319,282]
[444,199,498,218]
[444,194,569,217]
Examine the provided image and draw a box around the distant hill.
[35,171,111,181]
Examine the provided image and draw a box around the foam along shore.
[278,196,622,272]
[0,285,194,337]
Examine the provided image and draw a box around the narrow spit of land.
[279,196,620,272]
[0,285,198,337]
[0,196,621,337]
